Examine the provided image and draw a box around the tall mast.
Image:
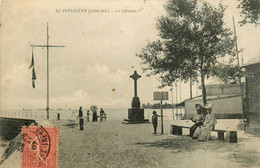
[175,83,178,120]
[47,23,50,119]
[30,23,65,119]
[171,85,174,120]
[233,16,246,133]
[233,17,240,66]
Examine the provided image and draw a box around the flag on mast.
[32,67,37,88]
[29,48,37,88]
[28,49,34,69]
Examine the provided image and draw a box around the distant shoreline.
[1,107,178,111]
[143,107,175,109]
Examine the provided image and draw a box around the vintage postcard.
[0,0,260,167]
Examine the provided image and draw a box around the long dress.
[86,112,90,121]
[189,113,205,137]
[193,114,217,141]
[92,111,98,122]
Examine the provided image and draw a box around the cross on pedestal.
[123,70,149,123]
[130,71,141,97]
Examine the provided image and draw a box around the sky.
[0,0,259,110]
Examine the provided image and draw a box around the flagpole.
[30,23,65,120]
[175,82,178,120]
[233,16,246,134]
[171,85,174,120]
[47,23,50,119]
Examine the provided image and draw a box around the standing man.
[78,107,83,119]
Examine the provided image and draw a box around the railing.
[0,110,58,120]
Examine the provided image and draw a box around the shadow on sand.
[135,136,203,151]
[135,135,239,152]
[135,135,260,167]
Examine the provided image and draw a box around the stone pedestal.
[122,97,150,124]
[131,97,141,109]
[128,108,144,120]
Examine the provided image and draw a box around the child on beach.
[100,108,104,122]
[86,110,90,121]
[103,113,107,121]
[152,111,161,134]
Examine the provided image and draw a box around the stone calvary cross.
[123,70,149,124]
[130,71,141,97]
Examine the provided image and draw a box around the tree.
[238,0,260,26]
[214,63,245,84]
[136,0,236,105]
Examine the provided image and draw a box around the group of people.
[78,104,216,141]
[78,106,107,122]
[189,103,217,141]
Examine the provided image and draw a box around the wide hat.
[205,104,213,110]
[195,104,204,109]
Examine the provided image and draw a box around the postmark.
[21,126,58,168]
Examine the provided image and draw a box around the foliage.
[213,63,244,84]
[137,0,236,105]
[238,0,260,26]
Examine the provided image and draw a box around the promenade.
[1,119,260,168]
[54,119,260,168]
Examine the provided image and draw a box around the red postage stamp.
[21,126,58,168]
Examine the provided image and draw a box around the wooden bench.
[170,124,237,143]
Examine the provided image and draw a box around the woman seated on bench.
[193,104,217,141]
[189,104,206,137]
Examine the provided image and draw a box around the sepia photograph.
[0,0,259,167]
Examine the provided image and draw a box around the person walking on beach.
[152,111,161,134]
[78,107,83,119]
[100,108,104,122]
[86,110,90,121]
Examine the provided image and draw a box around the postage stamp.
[21,126,58,168]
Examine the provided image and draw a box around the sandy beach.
[1,118,260,168]
[44,119,260,168]
[57,119,260,168]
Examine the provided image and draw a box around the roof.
[175,95,203,107]
[185,94,241,102]
[175,101,185,107]
[205,79,243,87]
[207,79,224,86]
[241,56,260,67]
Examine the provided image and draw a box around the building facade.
[243,59,260,126]
[185,81,244,119]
